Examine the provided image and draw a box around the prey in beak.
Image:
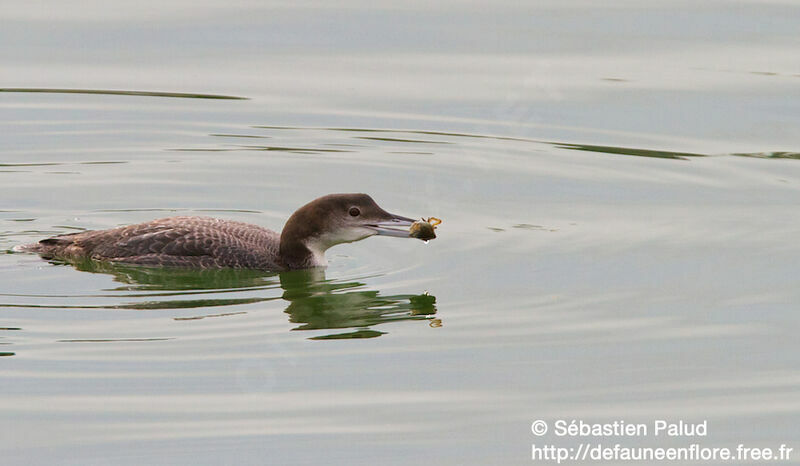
[367,214,417,238]
[367,214,439,241]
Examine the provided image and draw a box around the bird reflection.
[65,259,278,291]
[279,269,437,339]
[55,259,438,339]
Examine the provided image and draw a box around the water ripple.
[0,88,248,100]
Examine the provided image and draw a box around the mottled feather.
[28,216,284,270]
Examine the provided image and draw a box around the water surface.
[2,1,800,464]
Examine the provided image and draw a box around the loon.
[20,193,424,270]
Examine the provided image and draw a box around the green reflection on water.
[732,151,800,159]
[252,125,799,162]
[22,259,438,340]
[69,260,278,292]
[551,142,706,160]
[309,329,386,340]
[0,88,248,100]
[354,136,451,144]
[280,269,437,339]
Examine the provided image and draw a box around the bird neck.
[279,238,328,269]
[279,207,328,269]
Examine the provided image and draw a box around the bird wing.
[41,217,282,269]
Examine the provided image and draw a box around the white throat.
[303,227,375,267]
[303,240,329,267]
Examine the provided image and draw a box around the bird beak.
[367,213,416,238]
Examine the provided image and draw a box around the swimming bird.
[20,193,425,270]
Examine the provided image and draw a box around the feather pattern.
[29,216,284,270]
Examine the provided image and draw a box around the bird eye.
[349,207,361,217]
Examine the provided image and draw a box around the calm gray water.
[2,1,800,464]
